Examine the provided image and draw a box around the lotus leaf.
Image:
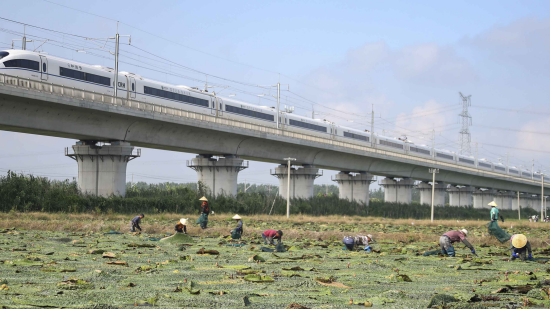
[243,274,274,282]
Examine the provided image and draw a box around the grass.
[0,212,549,308]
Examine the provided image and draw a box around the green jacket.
[490,207,499,221]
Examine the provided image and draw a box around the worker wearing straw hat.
[175,218,188,234]
[196,196,210,229]
[489,201,504,222]
[231,214,243,239]
[510,234,534,261]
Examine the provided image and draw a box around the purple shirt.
[443,231,466,243]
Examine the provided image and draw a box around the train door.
[217,98,223,116]
[39,55,48,81]
[128,76,136,99]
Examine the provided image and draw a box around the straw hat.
[180,218,188,225]
[367,234,374,241]
[488,201,498,207]
[460,229,468,236]
[232,214,241,220]
[512,234,527,248]
[199,196,208,201]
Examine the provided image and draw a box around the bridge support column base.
[447,186,473,207]
[417,181,446,206]
[187,155,248,197]
[66,140,140,197]
[380,178,415,204]
[271,165,322,199]
[332,172,374,205]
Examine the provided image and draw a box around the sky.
[0,0,549,188]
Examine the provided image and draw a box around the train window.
[380,140,404,149]
[458,157,475,164]
[60,67,110,86]
[478,162,492,168]
[410,146,430,155]
[344,131,369,142]
[43,63,47,72]
[289,119,327,132]
[436,152,454,160]
[131,83,135,91]
[226,105,275,121]
[144,86,209,107]
[0,51,9,60]
[4,59,39,71]
[509,169,519,174]
[495,166,506,172]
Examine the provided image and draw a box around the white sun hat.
[460,229,468,236]
[180,218,188,225]
[232,214,242,220]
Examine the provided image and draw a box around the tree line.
[0,171,538,220]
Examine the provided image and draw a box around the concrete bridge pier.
[495,191,514,210]
[380,178,415,204]
[529,195,541,211]
[187,155,248,197]
[473,188,496,209]
[271,164,322,199]
[66,140,140,197]
[331,172,374,205]
[447,186,473,207]
[417,181,447,206]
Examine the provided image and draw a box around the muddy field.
[1,215,550,308]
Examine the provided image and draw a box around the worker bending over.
[262,229,283,245]
[130,214,144,232]
[231,214,243,239]
[439,229,476,257]
[343,234,375,251]
[175,218,188,234]
[510,234,534,261]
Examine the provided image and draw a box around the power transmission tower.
[458,92,472,155]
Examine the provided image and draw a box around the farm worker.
[130,214,144,232]
[175,218,188,234]
[439,229,476,257]
[262,229,283,245]
[230,214,243,239]
[196,196,209,229]
[343,235,375,251]
[489,201,504,222]
[510,234,534,261]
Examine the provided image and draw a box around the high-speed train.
[0,49,536,180]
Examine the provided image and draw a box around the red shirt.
[443,231,465,243]
[264,230,278,238]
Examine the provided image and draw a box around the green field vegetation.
[0,172,540,220]
[1,214,550,308]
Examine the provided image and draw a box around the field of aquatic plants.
[1,215,550,308]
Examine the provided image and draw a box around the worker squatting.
[128,198,535,262]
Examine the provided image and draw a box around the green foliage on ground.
[0,171,540,220]
[1,219,550,308]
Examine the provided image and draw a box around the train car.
[533,171,542,180]
[434,149,455,162]
[407,143,432,158]
[457,154,476,167]
[493,162,507,174]
[336,125,372,144]
[477,158,493,171]
[520,168,532,179]
[508,166,520,176]
[376,135,405,152]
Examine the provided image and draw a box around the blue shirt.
[131,216,141,224]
